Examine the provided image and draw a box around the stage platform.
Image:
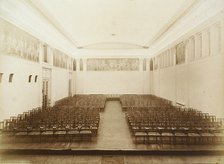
[1,154,224,164]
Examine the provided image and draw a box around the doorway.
[42,68,51,109]
[42,79,50,109]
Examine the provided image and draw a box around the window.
[143,58,146,71]
[0,73,3,83]
[210,23,221,56]
[191,37,195,60]
[43,44,48,63]
[207,30,211,56]
[35,75,38,82]
[73,59,76,71]
[161,54,164,68]
[28,75,32,83]
[176,42,185,65]
[170,48,174,66]
[168,50,172,67]
[9,73,14,82]
[164,51,168,67]
[154,58,158,70]
[80,59,83,71]
[216,23,221,53]
[150,59,153,71]
[164,51,166,67]
[214,23,221,53]
[190,36,195,61]
[203,29,210,57]
[184,40,189,61]
[197,33,202,58]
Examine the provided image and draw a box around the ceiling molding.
[26,0,80,48]
[81,42,148,50]
[25,0,199,51]
[145,0,200,47]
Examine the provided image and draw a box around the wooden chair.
[174,132,188,145]
[134,131,147,144]
[147,132,160,144]
[161,132,174,144]
[187,132,200,145]
[199,132,215,144]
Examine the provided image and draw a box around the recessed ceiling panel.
[30,0,190,48]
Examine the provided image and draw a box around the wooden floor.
[1,154,224,164]
[0,101,224,152]
[96,100,133,149]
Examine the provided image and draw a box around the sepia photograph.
[0,0,224,163]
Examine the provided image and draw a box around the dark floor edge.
[1,149,224,156]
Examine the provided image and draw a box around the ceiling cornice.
[81,42,149,50]
[145,0,200,48]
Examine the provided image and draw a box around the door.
[42,79,50,109]
[42,68,51,109]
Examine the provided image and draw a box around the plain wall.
[151,54,224,117]
[0,55,41,120]
[0,55,75,121]
[51,67,70,103]
[75,71,150,94]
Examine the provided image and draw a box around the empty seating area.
[0,95,106,143]
[0,93,224,147]
[121,95,224,145]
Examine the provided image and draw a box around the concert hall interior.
[0,0,224,163]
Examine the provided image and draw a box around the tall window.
[208,30,211,56]
[203,29,210,57]
[176,42,185,65]
[43,44,47,63]
[170,48,174,66]
[150,59,153,71]
[198,33,202,58]
[190,36,195,61]
[165,51,168,67]
[143,58,146,71]
[162,53,164,68]
[73,59,76,71]
[216,23,221,53]
[80,59,83,71]
[154,58,158,70]
[168,50,171,67]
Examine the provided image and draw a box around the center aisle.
[96,101,134,149]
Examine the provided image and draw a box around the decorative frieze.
[86,58,139,71]
[0,18,40,62]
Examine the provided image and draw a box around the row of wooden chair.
[1,125,94,143]
[133,131,224,145]
[122,95,224,145]
[120,94,172,111]
[0,95,106,143]
[55,94,106,111]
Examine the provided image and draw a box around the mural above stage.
[87,58,139,71]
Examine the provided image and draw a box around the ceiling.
[29,0,196,49]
